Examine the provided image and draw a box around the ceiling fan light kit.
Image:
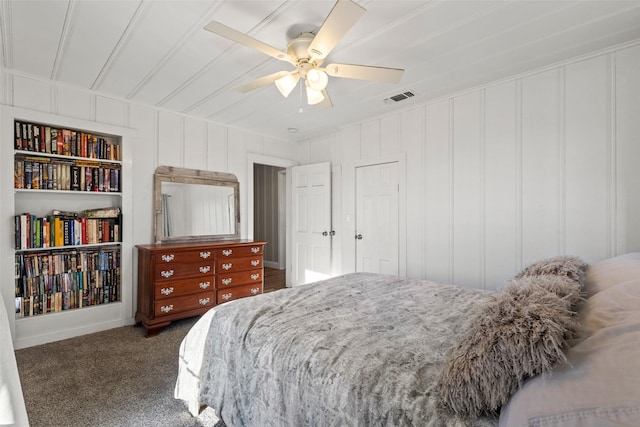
[306,69,329,91]
[205,0,404,107]
[305,82,325,105]
[275,73,300,97]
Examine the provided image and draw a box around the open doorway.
[248,154,295,289]
[253,163,285,269]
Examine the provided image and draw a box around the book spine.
[14,158,24,189]
[71,165,80,191]
[50,128,58,154]
[24,161,32,189]
[44,126,52,153]
[15,215,21,249]
[32,125,40,152]
[15,121,23,150]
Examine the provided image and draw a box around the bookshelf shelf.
[15,241,121,253]
[14,188,122,196]
[14,149,122,164]
[1,106,134,349]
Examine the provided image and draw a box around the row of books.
[15,286,119,317]
[15,120,121,161]
[14,156,121,192]
[16,268,119,297]
[16,248,121,279]
[15,209,122,250]
[17,265,119,294]
[15,249,120,317]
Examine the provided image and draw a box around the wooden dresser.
[135,240,266,336]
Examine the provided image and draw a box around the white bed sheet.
[0,297,29,426]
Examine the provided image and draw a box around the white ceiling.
[2,0,640,142]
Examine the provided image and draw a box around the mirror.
[154,166,240,243]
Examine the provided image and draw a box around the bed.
[175,253,640,426]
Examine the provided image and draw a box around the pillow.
[515,255,589,285]
[582,252,640,298]
[499,278,640,426]
[434,274,584,418]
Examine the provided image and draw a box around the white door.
[355,162,399,275]
[290,162,332,285]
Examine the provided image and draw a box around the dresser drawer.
[217,283,263,304]
[154,260,214,281]
[217,256,263,273]
[154,291,215,317]
[154,277,214,299]
[217,245,263,259]
[217,269,262,288]
[153,249,214,264]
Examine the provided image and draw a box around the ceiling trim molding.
[91,0,150,91]
[51,0,80,80]
[0,0,13,68]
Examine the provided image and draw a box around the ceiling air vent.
[384,91,415,104]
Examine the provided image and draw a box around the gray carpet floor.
[15,317,224,427]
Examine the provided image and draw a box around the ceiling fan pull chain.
[298,81,304,113]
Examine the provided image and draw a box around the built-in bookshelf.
[1,106,133,349]
[13,120,123,319]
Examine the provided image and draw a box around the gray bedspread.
[175,272,499,426]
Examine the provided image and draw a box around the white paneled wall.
[299,42,640,290]
[1,71,297,318]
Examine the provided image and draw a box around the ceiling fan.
[204,0,404,108]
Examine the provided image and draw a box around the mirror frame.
[154,165,240,243]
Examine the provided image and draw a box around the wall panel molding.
[302,41,640,289]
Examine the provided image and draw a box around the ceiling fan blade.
[205,21,293,64]
[324,63,404,83]
[307,0,366,61]
[316,89,333,110]
[234,71,291,93]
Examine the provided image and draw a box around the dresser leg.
[143,321,171,337]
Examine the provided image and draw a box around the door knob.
[322,231,328,236]
[355,234,363,240]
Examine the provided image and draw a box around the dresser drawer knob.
[199,281,211,289]
[221,293,233,301]
[200,251,211,259]
[251,288,260,295]
[222,278,232,285]
[251,273,260,281]
[251,260,260,267]
[160,287,174,296]
[160,304,174,313]
[222,249,233,256]
[251,247,260,253]
[160,270,174,278]
[222,263,232,270]
[199,265,211,274]
[199,297,211,305]
[161,254,175,262]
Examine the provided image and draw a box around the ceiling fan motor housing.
[286,33,315,62]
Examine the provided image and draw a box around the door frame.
[277,169,286,270]
[247,154,296,276]
[348,154,407,277]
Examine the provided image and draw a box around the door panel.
[291,162,332,285]
[356,162,399,275]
